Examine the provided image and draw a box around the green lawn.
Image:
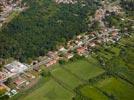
[51,67,82,89]
[63,60,105,80]
[80,85,108,100]
[96,77,134,100]
[21,79,74,100]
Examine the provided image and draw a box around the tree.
[40,69,46,77]
[0,64,3,71]
[59,60,66,65]
[5,77,12,85]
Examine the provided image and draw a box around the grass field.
[9,36,134,100]
[63,60,105,80]
[80,85,108,100]
[110,47,120,56]
[120,70,134,84]
[51,67,83,89]
[20,79,74,100]
[96,77,134,100]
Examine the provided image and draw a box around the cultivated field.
[20,79,74,100]
[63,60,105,80]
[10,37,134,100]
[96,77,134,100]
[80,85,108,100]
[51,67,83,89]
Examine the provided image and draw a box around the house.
[59,47,68,54]
[0,71,7,82]
[77,41,83,46]
[77,35,82,39]
[47,51,56,57]
[33,66,41,72]
[89,42,96,47]
[65,53,74,59]
[95,8,105,21]
[45,59,57,67]
[55,0,77,4]
[14,77,26,86]
[95,39,102,44]
[77,47,87,55]
[111,31,119,37]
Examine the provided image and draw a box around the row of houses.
[55,0,77,4]
[32,26,120,73]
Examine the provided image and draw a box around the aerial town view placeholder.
[0,0,134,100]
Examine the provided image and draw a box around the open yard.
[19,79,74,100]
[96,77,134,100]
[62,60,105,80]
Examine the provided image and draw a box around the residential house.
[14,77,26,86]
[45,59,57,67]
[65,53,74,59]
[77,47,87,56]
[89,42,96,47]
[0,71,7,82]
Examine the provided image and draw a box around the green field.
[80,85,108,100]
[120,71,134,84]
[110,47,120,56]
[51,67,83,89]
[9,57,134,100]
[20,79,74,100]
[63,60,105,80]
[96,77,134,100]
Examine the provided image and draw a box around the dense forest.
[0,0,100,62]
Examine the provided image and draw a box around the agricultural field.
[80,85,108,100]
[63,59,105,80]
[96,77,134,100]
[19,79,74,100]
[8,35,134,100]
[10,55,134,100]
[51,67,83,89]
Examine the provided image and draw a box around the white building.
[4,61,28,74]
